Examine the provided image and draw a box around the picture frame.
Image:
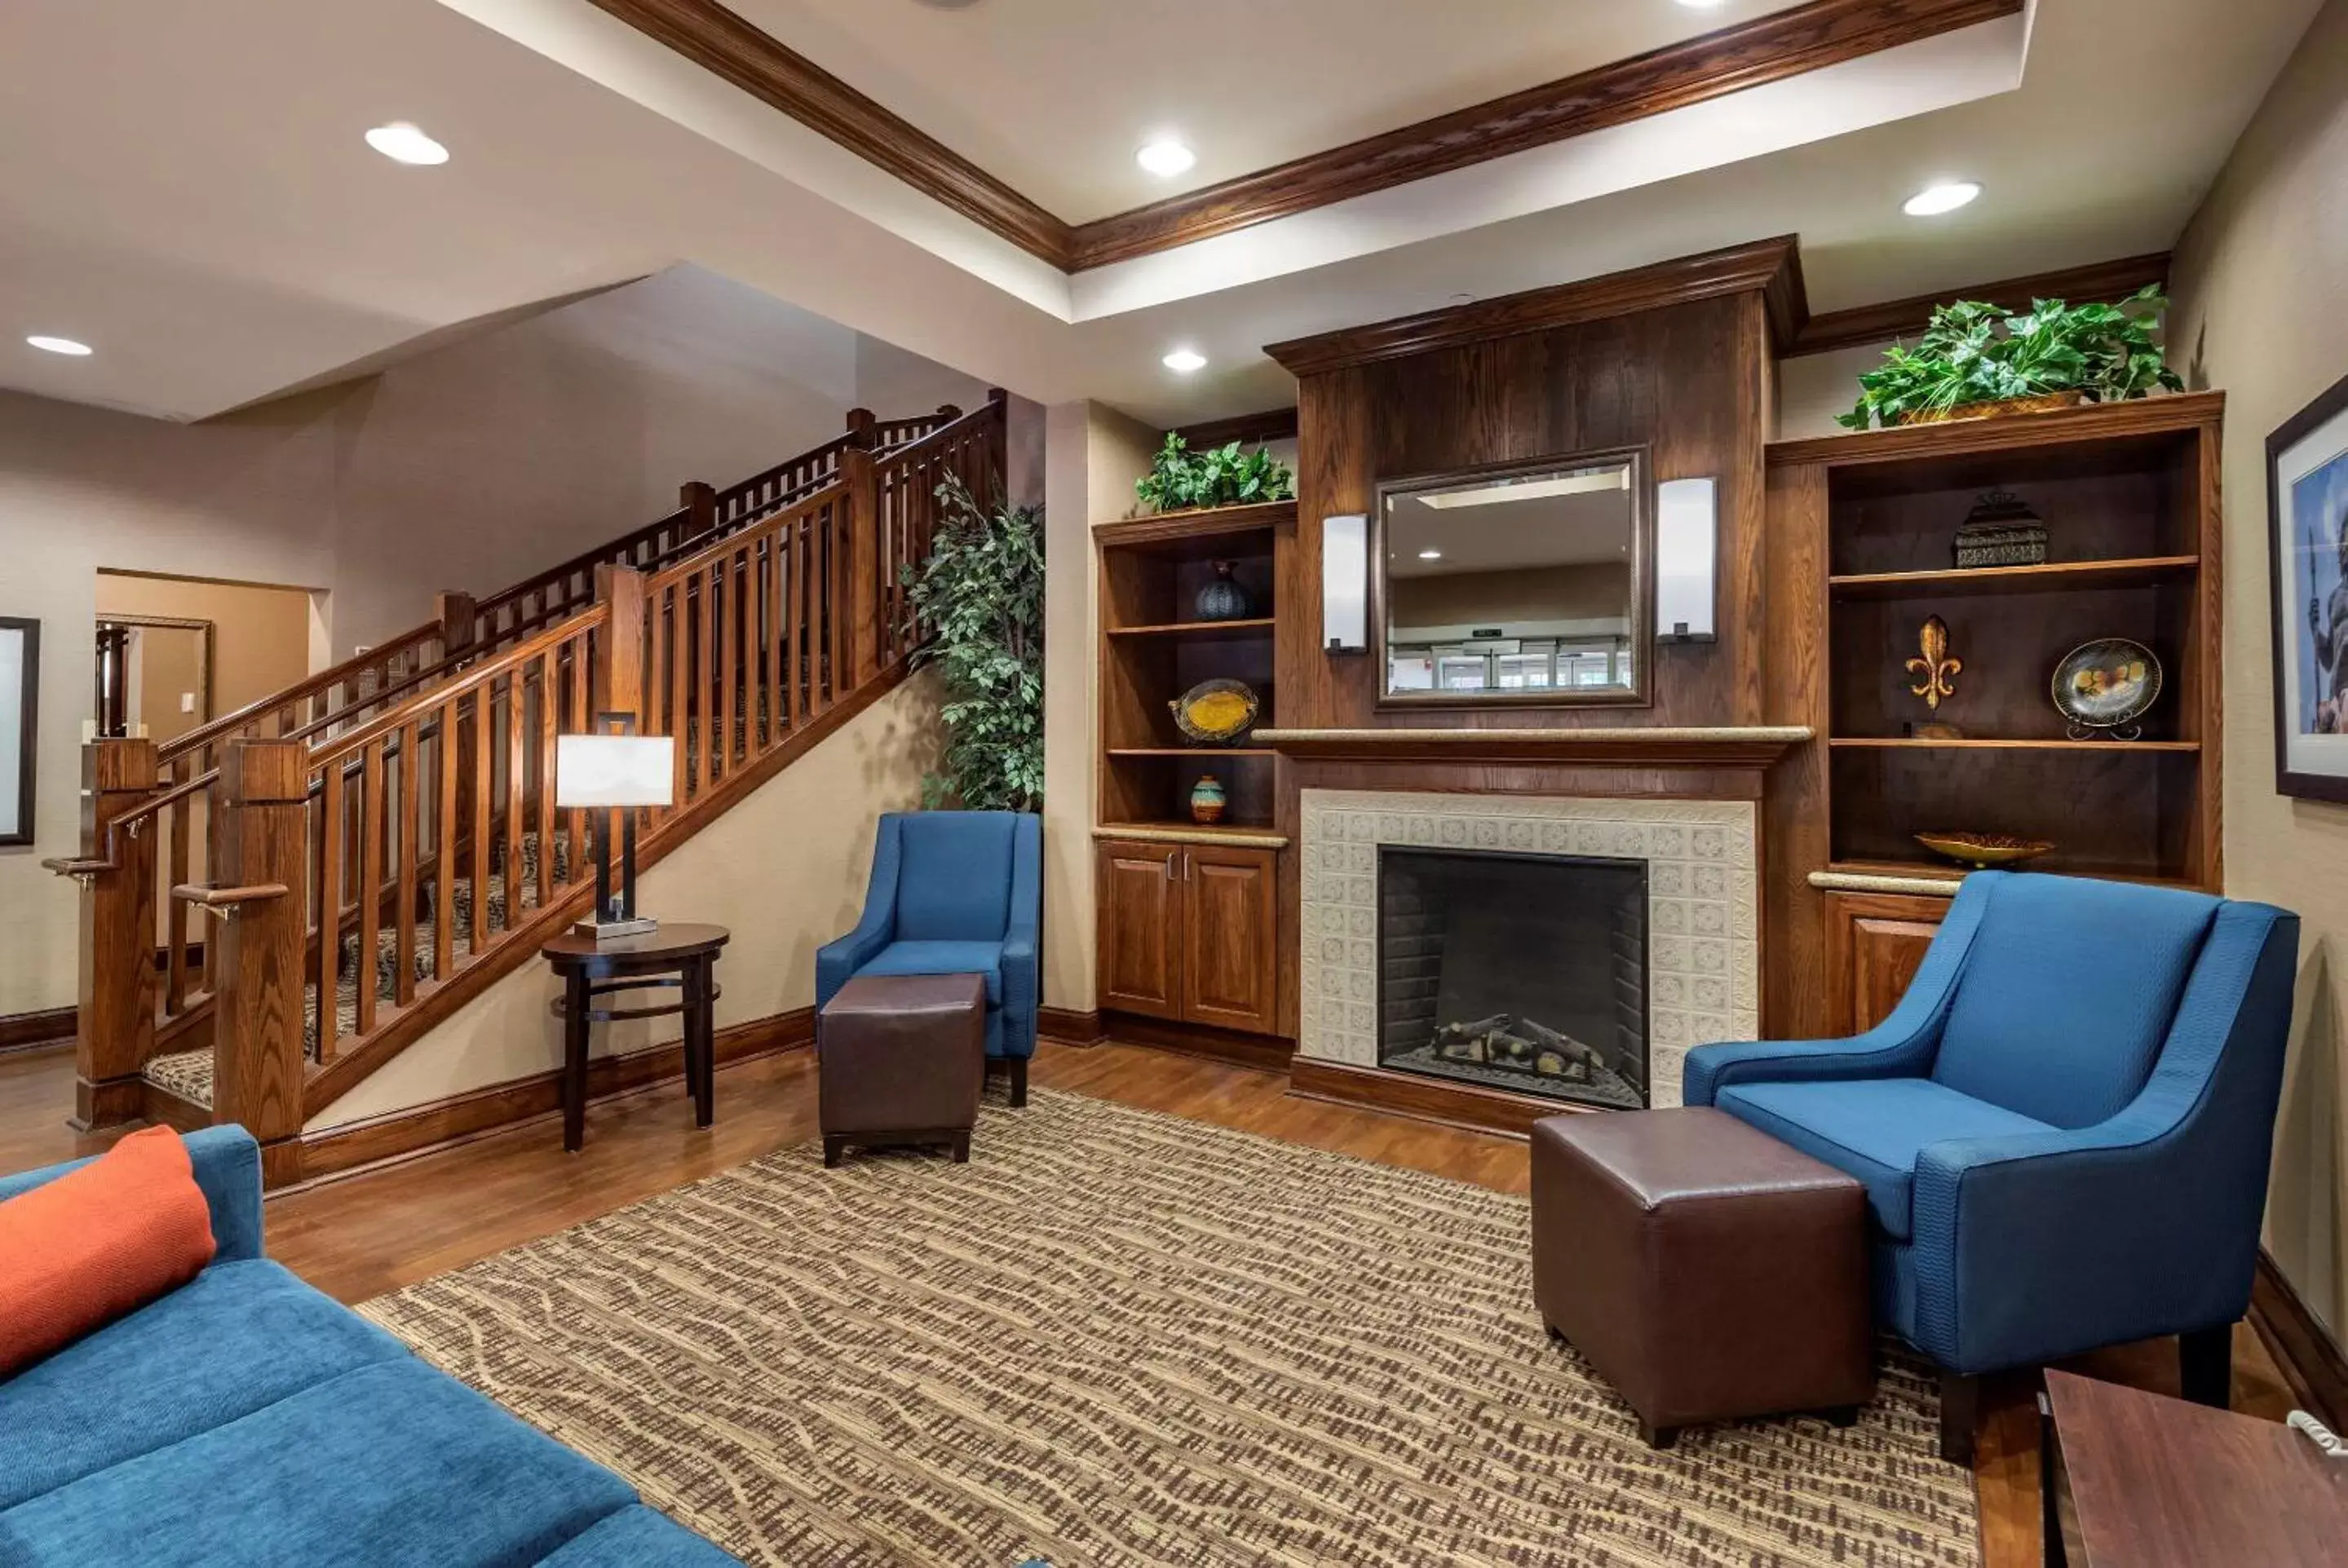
[0,617,38,846]
[2269,369,2348,802]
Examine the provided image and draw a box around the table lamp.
[555,729,674,942]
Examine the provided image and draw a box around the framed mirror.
[1375,449,1650,707]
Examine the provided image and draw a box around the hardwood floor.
[0,1034,2308,1566]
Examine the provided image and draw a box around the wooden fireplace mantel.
[1252,727,1813,768]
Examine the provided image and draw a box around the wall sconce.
[1322,514,1368,653]
[555,726,675,941]
[1655,478,1718,643]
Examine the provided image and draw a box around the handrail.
[309,603,608,771]
[157,621,440,766]
[876,399,999,470]
[648,476,848,593]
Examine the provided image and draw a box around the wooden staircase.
[50,395,1006,1178]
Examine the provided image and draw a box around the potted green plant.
[1134,433,1295,512]
[1837,285,2186,431]
[900,476,1044,811]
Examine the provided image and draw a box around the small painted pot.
[1194,560,1251,623]
[1189,774,1227,825]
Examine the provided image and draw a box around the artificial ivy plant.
[1837,285,2185,430]
[1134,433,1295,512]
[901,475,1045,812]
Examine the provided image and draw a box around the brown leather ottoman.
[1531,1106,1873,1447]
[817,973,986,1167]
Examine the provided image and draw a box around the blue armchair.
[1684,871,2298,1464]
[816,811,1041,1104]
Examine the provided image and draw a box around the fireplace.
[1377,846,1647,1110]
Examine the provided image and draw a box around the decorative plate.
[1915,832,2056,869]
[2051,638,2162,737]
[1168,678,1260,744]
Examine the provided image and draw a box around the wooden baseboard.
[289,1008,815,1190]
[138,1078,210,1136]
[1038,1007,1104,1046]
[70,1073,147,1131]
[2249,1248,2348,1429]
[1287,1057,1598,1138]
[0,1005,76,1056]
[1102,1011,1294,1072]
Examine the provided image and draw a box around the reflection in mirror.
[1381,456,1643,701]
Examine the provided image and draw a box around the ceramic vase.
[1189,774,1227,825]
[1194,561,1250,623]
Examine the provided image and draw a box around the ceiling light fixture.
[365,121,450,166]
[1674,0,1730,8]
[1903,180,1981,217]
[1417,549,1444,560]
[1136,138,1196,178]
[1161,347,1206,373]
[26,334,93,356]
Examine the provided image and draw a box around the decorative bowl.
[1168,678,1260,744]
[1914,832,2056,869]
[2051,637,2161,735]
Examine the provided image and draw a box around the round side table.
[541,922,730,1152]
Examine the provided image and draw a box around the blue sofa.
[1685,871,2299,1464]
[817,811,1042,1105]
[0,1126,736,1566]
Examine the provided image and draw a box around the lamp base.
[574,915,661,942]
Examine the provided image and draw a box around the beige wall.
[95,572,320,731]
[1040,401,1160,1015]
[2169,0,2348,1337]
[308,674,944,1130]
[0,265,988,1019]
[1777,345,1886,442]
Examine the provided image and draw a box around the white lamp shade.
[1655,477,1718,642]
[555,734,675,808]
[1322,514,1369,651]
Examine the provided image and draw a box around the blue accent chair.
[817,811,1043,1105]
[1683,872,2299,1464]
[0,1126,736,1565]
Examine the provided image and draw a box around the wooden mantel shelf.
[1253,727,1814,766]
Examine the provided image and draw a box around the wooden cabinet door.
[1179,843,1279,1036]
[1096,839,1183,1019]
[1824,890,1947,1036]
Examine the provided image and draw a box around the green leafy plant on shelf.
[900,475,1044,812]
[1837,285,2186,431]
[1134,433,1295,512]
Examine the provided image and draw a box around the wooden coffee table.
[542,923,729,1153]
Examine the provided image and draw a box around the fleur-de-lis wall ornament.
[1907,615,1961,711]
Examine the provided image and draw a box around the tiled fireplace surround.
[1298,790,1762,1109]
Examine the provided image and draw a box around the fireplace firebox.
[1377,846,1647,1110]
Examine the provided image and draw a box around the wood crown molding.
[1265,237,1802,377]
[587,0,2018,274]
[1785,251,2174,358]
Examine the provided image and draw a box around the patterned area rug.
[360,1089,1979,1567]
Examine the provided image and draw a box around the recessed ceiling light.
[365,122,450,166]
[1674,0,1729,8]
[1417,549,1444,560]
[25,335,92,356]
[1161,347,1206,373]
[1137,138,1196,179]
[1903,180,1981,217]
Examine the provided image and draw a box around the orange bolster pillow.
[0,1125,218,1376]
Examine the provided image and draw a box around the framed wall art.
[2270,369,2348,802]
[0,618,38,846]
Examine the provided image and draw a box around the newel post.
[842,419,881,686]
[679,481,717,545]
[206,738,308,1186]
[592,563,646,722]
[71,736,157,1129]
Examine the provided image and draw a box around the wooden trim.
[302,659,916,1118]
[1287,1057,1593,1139]
[1767,390,2227,468]
[1037,1007,1105,1046]
[293,1009,813,1189]
[0,1006,75,1054]
[1092,501,1297,549]
[579,0,1073,267]
[72,1073,146,1132]
[2249,1248,2348,1429]
[1170,409,1298,450]
[1253,726,1811,767]
[590,0,2013,272]
[1784,251,2173,358]
[1103,1010,1294,1072]
[1067,0,2018,270]
[1265,237,1801,377]
[138,1078,211,1136]
[1090,824,1289,850]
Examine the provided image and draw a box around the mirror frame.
[1371,445,1653,710]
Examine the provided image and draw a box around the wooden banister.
[158,621,440,767]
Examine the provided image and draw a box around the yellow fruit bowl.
[1914,832,2055,870]
[1168,678,1261,744]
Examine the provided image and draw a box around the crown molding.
[1785,251,2174,358]
[587,0,2019,275]
[1264,236,1801,378]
